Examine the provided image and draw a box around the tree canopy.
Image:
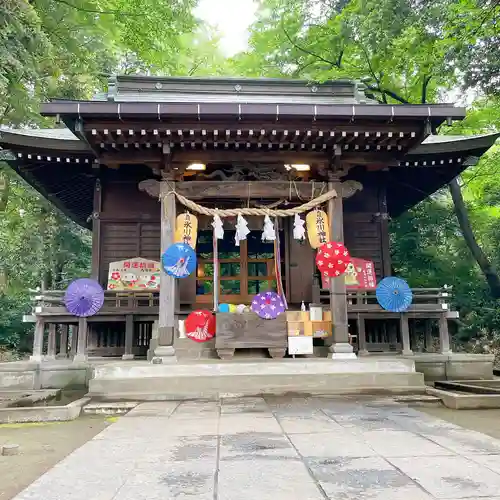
[1,0,500,350]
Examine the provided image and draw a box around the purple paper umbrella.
[251,291,285,320]
[64,278,105,317]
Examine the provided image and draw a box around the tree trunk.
[449,177,500,298]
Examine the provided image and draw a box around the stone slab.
[13,396,500,500]
[388,455,500,498]
[307,456,434,500]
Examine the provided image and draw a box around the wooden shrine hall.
[0,76,498,368]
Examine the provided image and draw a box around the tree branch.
[282,27,342,68]
[51,0,140,16]
[449,176,500,298]
[364,83,410,104]
[421,75,432,104]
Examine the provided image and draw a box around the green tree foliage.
[234,0,500,340]
[0,0,221,350]
[1,0,201,126]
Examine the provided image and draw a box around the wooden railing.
[30,289,160,318]
[31,285,453,319]
[313,284,453,314]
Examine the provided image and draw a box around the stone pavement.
[12,396,500,500]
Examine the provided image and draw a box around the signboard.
[288,336,314,355]
[321,257,377,290]
[107,257,161,291]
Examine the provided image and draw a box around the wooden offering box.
[286,311,332,338]
[215,313,287,360]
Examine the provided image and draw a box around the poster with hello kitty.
[107,257,161,291]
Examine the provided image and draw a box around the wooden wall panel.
[343,180,388,280]
[101,180,160,220]
[288,218,315,304]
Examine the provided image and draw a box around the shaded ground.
[420,405,500,440]
[0,415,110,500]
[11,396,500,500]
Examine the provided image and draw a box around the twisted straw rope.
[166,188,337,217]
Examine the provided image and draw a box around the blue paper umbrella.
[376,277,413,312]
[162,243,196,279]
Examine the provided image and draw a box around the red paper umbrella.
[185,310,216,342]
[316,241,351,278]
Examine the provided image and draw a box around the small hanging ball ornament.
[316,241,351,278]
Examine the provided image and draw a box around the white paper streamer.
[293,214,306,241]
[261,215,276,242]
[235,214,250,246]
[211,214,224,240]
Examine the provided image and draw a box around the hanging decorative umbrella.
[376,277,413,312]
[162,243,196,279]
[64,278,104,317]
[315,241,351,278]
[251,291,286,320]
[185,310,216,342]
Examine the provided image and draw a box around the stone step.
[88,358,426,401]
[82,401,139,415]
[393,394,442,406]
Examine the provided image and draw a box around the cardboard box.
[304,320,332,338]
[287,321,304,337]
[286,311,310,322]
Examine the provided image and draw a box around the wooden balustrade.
[30,289,160,319]
[312,284,453,315]
[31,285,453,319]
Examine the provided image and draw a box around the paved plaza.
[12,396,500,499]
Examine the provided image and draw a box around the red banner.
[321,257,377,290]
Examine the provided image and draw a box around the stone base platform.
[406,353,495,381]
[0,360,90,390]
[88,357,425,401]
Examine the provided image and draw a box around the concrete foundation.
[427,387,500,410]
[0,360,91,390]
[0,397,90,423]
[88,358,425,400]
[407,353,495,381]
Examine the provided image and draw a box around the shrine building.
[0,76,498,381]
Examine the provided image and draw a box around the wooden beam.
[378,176,391,277]
[139,180,329,200]
[174,150,327,163]
[74,317,88,361]
[155,180,176,359]
[83,121,422,135]
[91,178,102,281]
[327,179,354,357]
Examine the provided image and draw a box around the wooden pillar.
[91,178,102,282]
[147,320,159,361]
[378,175,392,277]
[424,320,433,353]
[357,314,369,356]
[438,314,452,354]
[154,180,176,361]
[30,318,45,362]
[400,313,413,356]
[70,325,78,357]
[123,314,135,360]
[58,324,69,358]
[46,323,57,360]
[327,179,355,359]
[74,317,88,362]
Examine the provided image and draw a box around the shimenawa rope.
[164,188,337,217]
